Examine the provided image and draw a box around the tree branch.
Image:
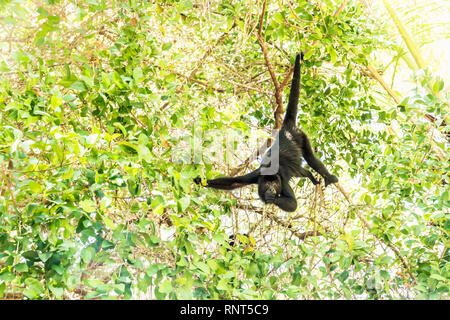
[334,183,416,283]
[163,68,226,93]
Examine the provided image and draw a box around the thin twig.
[188,22,236,79]
[258,0,267,36]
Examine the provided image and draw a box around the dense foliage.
[0,0,448,299]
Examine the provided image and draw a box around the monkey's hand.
[325,175,338,187]
[193,177,203,185]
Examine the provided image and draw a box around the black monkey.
[194,53,338,212]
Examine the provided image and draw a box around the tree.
[0,0,447,300]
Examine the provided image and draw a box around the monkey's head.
[258,174,282,204]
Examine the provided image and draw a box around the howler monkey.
[194,53,338,212]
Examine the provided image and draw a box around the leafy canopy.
[0,0,448,300]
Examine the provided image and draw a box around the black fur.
[194,53,338,212]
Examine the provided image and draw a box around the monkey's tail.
[282,53,303,128]
[293,52,303,79]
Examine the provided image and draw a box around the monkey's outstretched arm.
[194,169,260,190]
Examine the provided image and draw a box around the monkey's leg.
[273,180,297,212]
[194,169,260,190]
[300,133,338,186]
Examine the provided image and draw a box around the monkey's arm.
[282,53,303,129]
[298,167,320,185]
[300,133,338,187]
[194,168,260,190]
[273,179,297,212]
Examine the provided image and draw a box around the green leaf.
[49,285,64,299]
[14,263,28,272]
[327,45,337,64]
[146,265,159,276]
[138,145,152,162]
[133,67,144,83]
[159,280,173,293]
[304,49,314,60]
[70,81,87,91]
[101,214,116,230]
[38,252,52,262]
[245,262,259,277]
[81,246,96,263]
[162,42,172,51]
[50,94,63,108]
[29,181,43,194]
[0,282,5,298]
[164,73,176,83]
[216,278,229,291]
[24,278,44,299]
[47,15,60,25]
[364,159,372,170]
[212,233,225,243]
[430,274,446,281]
[193,261,210,275]
[80,200,96,213]
[52,265,64,275]
[176,287,193,299]
[118,141,138,154]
